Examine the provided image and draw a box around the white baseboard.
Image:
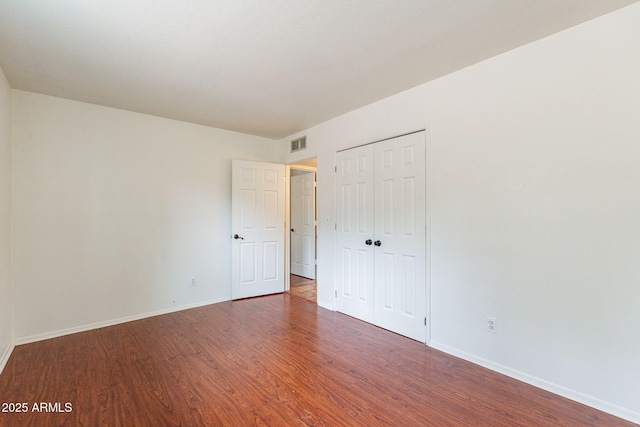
[317,301,335,311]
[429,341,640,425]
[13,297,230,346]
[0,340,15,376]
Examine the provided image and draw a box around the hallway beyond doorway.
[289,274,316,304]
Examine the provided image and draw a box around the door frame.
[285,160,317,292]
[289,171,316,279]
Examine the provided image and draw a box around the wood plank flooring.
[0,294,634,426]
[289,274,317,304]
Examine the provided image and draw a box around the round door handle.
[374,240,382,246]
[233,234,244,240]
[291,228,295,232]
[365,239,372,246]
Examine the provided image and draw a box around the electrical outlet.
[487,317,497,333]
[189,277,196,287]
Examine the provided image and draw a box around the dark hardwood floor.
[0,294,634,426]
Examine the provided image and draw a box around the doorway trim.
[285,158,318,293]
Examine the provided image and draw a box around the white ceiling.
[1,1,637,139]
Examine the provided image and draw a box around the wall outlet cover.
[487,317,497,333]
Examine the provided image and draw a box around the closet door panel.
[374,132,426,342]
[335,146,375,323]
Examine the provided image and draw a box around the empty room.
[1,1,639,425]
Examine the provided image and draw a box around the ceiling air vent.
[290,136,307,153]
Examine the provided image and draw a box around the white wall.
[11,91,280,341]
[282,3,640,423]
[0,67,13,370]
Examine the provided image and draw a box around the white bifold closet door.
[336,131,426,342]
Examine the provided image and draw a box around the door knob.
[365,239,372,245]
[291,228,295,232]
[233,234,244,240]
[374,240,382,246]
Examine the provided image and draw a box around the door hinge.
[334,223,337,231]
[334,166,337,173]
[424,317,427,326]
[335,290,338,298]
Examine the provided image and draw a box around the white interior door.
[231,160,285,300]
[336,146,375,323]
[290,172,316,279]
[373,132,426,342]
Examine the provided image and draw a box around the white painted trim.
[317,301,335,312]
[424,125,432,345]
[0,341,15,375]
[289,164,317,173]
[13,297,229,346]
[287,162,319,290]
[284,164,292,292]
[429,341,640,425]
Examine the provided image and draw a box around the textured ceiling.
[0,0,637,139]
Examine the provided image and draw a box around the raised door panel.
[239,242,257,284]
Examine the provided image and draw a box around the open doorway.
[287,157,317,304]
